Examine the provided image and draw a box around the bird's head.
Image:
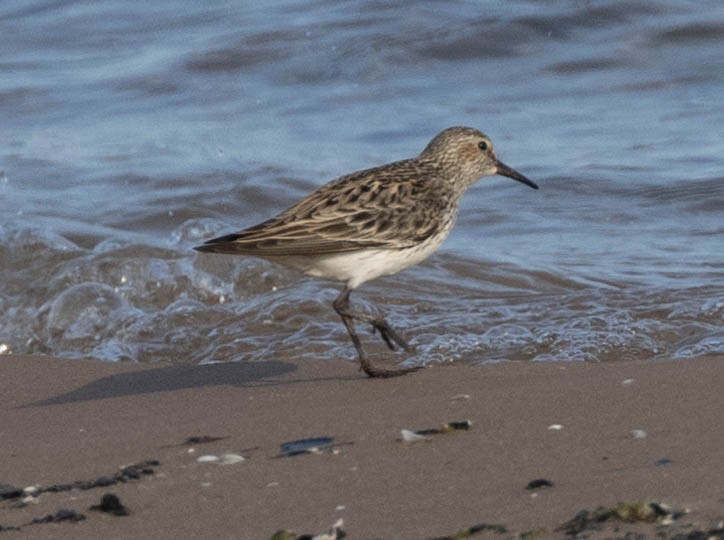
[420,126,538,191]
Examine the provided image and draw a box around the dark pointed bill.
[495,160,539,189]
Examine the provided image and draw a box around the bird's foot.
[362,365,421,378]
[360,362,422,379]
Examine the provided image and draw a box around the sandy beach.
[1,354,723,539]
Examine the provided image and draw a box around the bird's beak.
[495,160,539,190]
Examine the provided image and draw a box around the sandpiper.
[195,127,538,378]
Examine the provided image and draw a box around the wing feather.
[195,160,451,257]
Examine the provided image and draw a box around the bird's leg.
[331,288,410,351]
[369,317,411,352]
[333,287,419,378]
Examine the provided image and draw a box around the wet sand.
[1,354,723,539]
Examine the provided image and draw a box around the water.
[1,1,722,368]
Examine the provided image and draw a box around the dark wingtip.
[193,232,243,253]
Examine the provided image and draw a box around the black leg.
[332,288,411,350]
[370,317,410,351]
[333,287,420,378]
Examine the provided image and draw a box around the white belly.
[300,230,450,289]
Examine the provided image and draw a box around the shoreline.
[2,354,723,538]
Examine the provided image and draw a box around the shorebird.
[195,127,538,378]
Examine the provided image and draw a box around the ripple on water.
[0,222,721,367]
[43,282,138,360]
[674,336,724,359]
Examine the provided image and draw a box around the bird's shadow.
[21,360,312,408]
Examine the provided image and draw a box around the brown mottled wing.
[195,160,449,257]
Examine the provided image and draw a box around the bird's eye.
[478,141,488,151]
